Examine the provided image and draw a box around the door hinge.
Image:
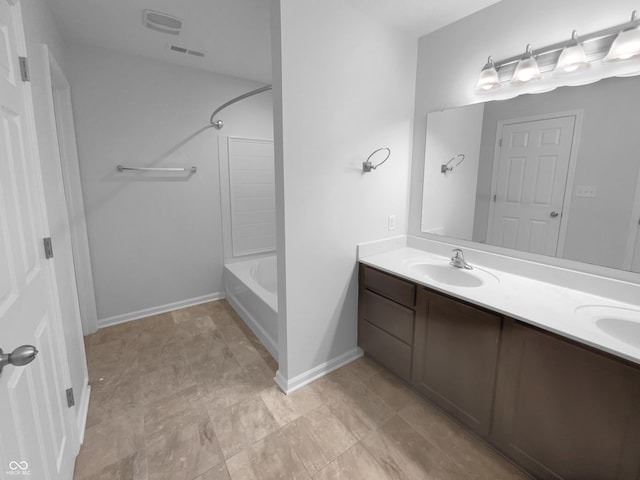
[19,56,30,82]
[498,138,502,147]
[43,237,54,259]
[66,388,75,408]
[493,194,497,202]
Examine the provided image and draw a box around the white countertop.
[359,246,640,365]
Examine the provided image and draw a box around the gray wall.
[65,43,273,324]
[21,0,68,70]
[272,0,417,386]
[472,78,640,269]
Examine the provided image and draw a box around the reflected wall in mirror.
[422,76,640,272]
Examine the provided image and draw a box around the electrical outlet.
[575,185,597,198]
[388,214,396,231]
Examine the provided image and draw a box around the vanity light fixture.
[511,45,542,84]
[603,11,640,62]
[476,10,640,92]
[554,31,589,74]
[475,56,501,91]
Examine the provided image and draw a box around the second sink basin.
[407,262,499,287]
[575,305,640,349]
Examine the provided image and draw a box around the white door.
[488,115,576,256]
[0,1,77,479]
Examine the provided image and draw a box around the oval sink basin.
[408,263,498,287]
[575,305,640,349]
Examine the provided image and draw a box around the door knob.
[550,211,559,218]
[0,345,38,376]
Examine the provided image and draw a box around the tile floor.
[75,300,530,480]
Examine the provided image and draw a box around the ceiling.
[343,0,503,38]
[47,0,273,82]
[46,0,502,83]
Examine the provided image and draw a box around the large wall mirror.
[421,76,640,273]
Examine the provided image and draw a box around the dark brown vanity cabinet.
[492,319,640,480]
[358,265,416,381]
[357,264,640,480]
[412,288,502,437]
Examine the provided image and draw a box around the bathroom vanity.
[358,255,640,480]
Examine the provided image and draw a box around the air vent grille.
[168,44,206,58]
[144,10,182,35]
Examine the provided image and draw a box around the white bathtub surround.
[225,255,278,359]
[218,137,276,261]
[359,236,640,364]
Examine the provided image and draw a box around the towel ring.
[362,147,391,172]
[441,154,465,174]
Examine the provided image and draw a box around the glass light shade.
[603,27,640,62]
[554,31,589,74]
[511,45,541,84]
[604,10,640,62]
[475,56,501,91]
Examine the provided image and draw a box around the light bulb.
[554,31,589,74]
[603,11,640,62]
[475,56,501,92]
[511,45,541,84]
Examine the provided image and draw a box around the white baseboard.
[76,382,91,447]
[226,293,278,360]
[275,347,364,394]
[97,292,225,329]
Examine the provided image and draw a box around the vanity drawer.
[360,320,412,381]
[362,290,414,344]
[362,265,415,308]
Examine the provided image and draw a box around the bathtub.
[224,255,278,359]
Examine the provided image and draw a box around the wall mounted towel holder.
[441,154,465,174]
[362,147,391,172]
[117,165,197,173]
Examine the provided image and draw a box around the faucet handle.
[451,248,464,258]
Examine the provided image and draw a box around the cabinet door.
[412,289,502,436]
[493,320,640,480]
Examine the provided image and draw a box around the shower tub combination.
[224,255,278,359]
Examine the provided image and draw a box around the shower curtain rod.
[210,84,273,130]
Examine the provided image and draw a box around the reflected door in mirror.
[487,115,576,256]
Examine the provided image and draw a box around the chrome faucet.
[450,249,473,270]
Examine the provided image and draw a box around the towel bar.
[117,165,197,173]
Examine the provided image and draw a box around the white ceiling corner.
[342,0,504,37]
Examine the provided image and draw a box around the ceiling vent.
[143,10,183,35]
[168,44,206,58]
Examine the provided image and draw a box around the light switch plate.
[388,214,396,231]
